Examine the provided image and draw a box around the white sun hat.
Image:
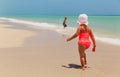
[77,14,88,25]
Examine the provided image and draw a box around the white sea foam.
[95,36,120,45]
[0,17,59,30]
[0,17,76,35]
[0,17,120,46]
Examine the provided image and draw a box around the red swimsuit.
[78,32,91,49]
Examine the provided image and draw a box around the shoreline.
[0,16,120,46]
[0,23,120,77]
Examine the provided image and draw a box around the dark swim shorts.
[63,23,67,27]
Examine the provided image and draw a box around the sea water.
[0,15,120,45]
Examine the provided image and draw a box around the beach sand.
[0,23,120,77]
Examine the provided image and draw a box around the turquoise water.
[0,15,120,45]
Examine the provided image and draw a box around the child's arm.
[67,27,80,41]
[89,29,96,47]
[89,29,96,52]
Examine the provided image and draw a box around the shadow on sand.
[62,64,82,69]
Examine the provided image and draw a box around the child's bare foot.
[82,66,85,71]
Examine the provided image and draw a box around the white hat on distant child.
[77,14,88,25]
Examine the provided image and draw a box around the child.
[67,14,96,71]
[63,17,67,28]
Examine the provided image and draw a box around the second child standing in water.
[63,17,67,28]
[67,14,96,71]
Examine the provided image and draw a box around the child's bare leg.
[84,53,87,65]
[78,45,86,71]
[80,57,85,70]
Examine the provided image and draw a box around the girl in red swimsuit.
[67,14,96,71]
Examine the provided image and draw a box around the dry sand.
[0,23,120,77]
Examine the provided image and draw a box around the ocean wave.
[95,36,120,45]
[0,17,76,34]
[0,17,60,30]
[0,17,120,46]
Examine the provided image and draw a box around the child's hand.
[66,38,70,42]
[92,47,96,52]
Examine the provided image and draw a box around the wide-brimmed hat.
[77,14,88,25]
